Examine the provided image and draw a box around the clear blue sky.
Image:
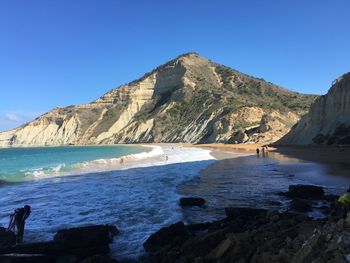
[0,0,349,131]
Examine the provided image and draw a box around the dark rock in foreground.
[290,198,312,212]
[141,206,350,263]
[0,227,16,248]
[225,207,267,219]
[143,222,190,253]
[140,207,333,263]
[179,197,206,207]
[54,225,119,246]
[285,184,325,199]
[0,225,118,263]
[186,222,212,233]
[0,253,56,263]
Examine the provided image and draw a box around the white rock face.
[0,53,316,147]
[278,72,350,145]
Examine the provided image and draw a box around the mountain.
[277,72,350,145]
[0,53,317,147]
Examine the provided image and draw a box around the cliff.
[0,53,317,147]
[277,72,350,145]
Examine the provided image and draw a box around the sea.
[0,144,349,259]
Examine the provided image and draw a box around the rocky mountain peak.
[0,53,317,147]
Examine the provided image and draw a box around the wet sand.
[195,143,350,176]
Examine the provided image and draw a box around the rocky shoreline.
[0,184,348,263]
[0,225,119,263]
[137,184,348,263]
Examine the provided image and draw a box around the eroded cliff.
[278,72,350,145]
[0,53,317,147]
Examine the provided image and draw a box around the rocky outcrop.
[0,225,118,263]
[284,184,325,199]
[0,53,317,147]
[143,222,190,253]
[139,208,322,263]
[0,227,16,248]
[278,72,350,145]
[140,183,348,262]
[140,205,350,263]
[179,197,206,207]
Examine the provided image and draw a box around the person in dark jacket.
[8,205,31,243]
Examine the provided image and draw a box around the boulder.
[0,253,56,263]
[143,222,190,253]
[179,197,206,207]
[0,225,118,262]
[187,222,212,232]
[54,225,119,246]
[0,228,16,248]
[182,229,227,258]
[289,199,312,212]
[225,207,267,220]
[285,185,325,199]
[321,194,338,202]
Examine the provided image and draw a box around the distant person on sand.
[262,147,265,157]
[256,148,260,156]
[120,158,124,165]
[165,155,168,161]
[8,205,31,243]
[264,146,269,156]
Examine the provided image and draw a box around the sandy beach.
[195,143,350,176]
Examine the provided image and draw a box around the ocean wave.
[23,164,67,178]
[15,145,215,183]
[21,145,164,180]
[72,145,163,169]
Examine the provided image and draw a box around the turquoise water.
[0,145,145,182]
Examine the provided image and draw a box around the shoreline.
[2,144,219,183]
[138,146,350,262]
[195,143,350,175]
[0,144,220,259]
[2,143,350,262]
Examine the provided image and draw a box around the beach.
[1,143,350,261]
[196,143,350,167]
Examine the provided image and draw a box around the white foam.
[25,144,216,180]
[24,164,66,178]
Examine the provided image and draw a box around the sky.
[0,0,349,131]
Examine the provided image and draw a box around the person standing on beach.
[264,146,269,157]
[256,148,260,156]
[8,205,31,243]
